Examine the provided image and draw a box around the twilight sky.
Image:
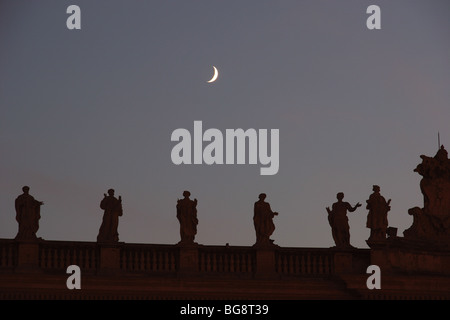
[1,0,449,248]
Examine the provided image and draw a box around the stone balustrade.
[0,238,369,277]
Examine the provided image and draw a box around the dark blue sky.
[1,0,450,248]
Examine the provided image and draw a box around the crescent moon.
[207,66,219,83]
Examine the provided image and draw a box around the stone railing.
[120,244,179,273]
[198,246,255,275]
[275,248,334,276]
[39,241,99,272]
[0,238,369,277]
[0,239,17,269]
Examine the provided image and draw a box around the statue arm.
[348,202,361,212]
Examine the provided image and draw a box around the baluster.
[235,254,240,272]
[229,253,235,273]
[123,250,128,270]
[2,245,7,267]
[210,252,215,272]
[137,250,142,271]
[49,248,54,268]
[206,252,212,271]
[162,250,167,271]
[141,250,146,271]
[126,249,131,270]
[298,255,303,274]
[62,247,67,268]
[143,249,148,271]
[325,255,331,274]
[90,247,95,269]
[0,245,4,267]
[2,245,6,267]
[314,254,318,274]
[198,252,204,272]
[216,252,220,272]
[144,250,150,271]
[286,254,291,274]
[168,250,173,271]
[218,253,223,272]
[319,255,324,274]
[130,250,135,271]
[41,247,46,268]
[317,255,321,274]
[159,250,164,271]
[288,254,293,274]
[211,252,215,272]
[222,253,227,272]
[157,250,161,271]
[149,250,153,271]
[311,254,317,274]
[243,253,248,273]
[210,252,214,272]
[81,248,86,269]
[71,247,76,269]
[129,250,134,270]
[7,245,11,267]
[153,250,158,271]
[289,254,295,275]
[54,247,59,268]
[306,253,311,274]
[161,251,167,271]
[72,247,77,268]
[84,247,89,269]
[134,250,139,271]
[293,255,298,274]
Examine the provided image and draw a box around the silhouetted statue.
[326,192,361,248]
[404,145,450,243]
[15,186,43,241]
[97,189,123,243]
[176,191,198,245]
[366,185,391,242]
[253,193,279,246]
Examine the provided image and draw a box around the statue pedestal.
[366,240,392,274]
[255,247,276,279]
[367,237,450,275]
[178,244,198,275]
[16,241,41,273]
[98,243,122,274]
[333,251,353,274]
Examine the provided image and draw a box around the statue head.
[258,193,267,200]
[373,185,380,192]
[183,191,191,198]
[22,186,30,194]
[336,192,344,201]
[107,189,115,196]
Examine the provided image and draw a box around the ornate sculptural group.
[404,145,450,244]
[11,146,450,249]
